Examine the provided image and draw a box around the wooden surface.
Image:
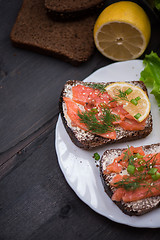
[0,0,160,239]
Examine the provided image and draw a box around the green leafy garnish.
[127,165,136,175]
[130,99,138,105]
[155,0,160,10]
[115,89,129,101]
[113,179,141,190]
[134,113,141,119]
[148,167,158,175]
[87,83,107,93]
[135,153,144,159]
[93,152,100,160]
[78,106,119,134]
[140,51,160,108]
[128,155,135,165]
[152,172,160,181]
[125,88,133,95]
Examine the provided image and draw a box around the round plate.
[55,60,160,228]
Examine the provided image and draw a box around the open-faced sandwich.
[59,80,152,149]
[100,143,160,216]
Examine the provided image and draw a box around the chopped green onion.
[148,167,158,175]
[152,172,160,181]
[137,166,144,172]
[134,113,141,119]
[135,96,141,101]
[135,153,144,159]
[138,159,146,165]
[125,88,133,95]
[127,164,135,175]
[130,99,138,105]
[93,152,100,161]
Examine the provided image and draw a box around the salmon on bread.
[59,80,152,149]
[100,143,160,216]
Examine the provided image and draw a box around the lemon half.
[94,1,151,61]
[105,82,151,122]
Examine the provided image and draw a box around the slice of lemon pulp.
[105,82,151,122]
[94,1,151,61]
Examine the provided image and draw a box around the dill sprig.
[114,89,129,101]
[87,83,107,93]
[113,179,141,190]
[78,106,119,134]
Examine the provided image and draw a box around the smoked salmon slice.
[64,97,116,139]
[119,118,146,131]
[112,179,160,202]
[63,97,88,131]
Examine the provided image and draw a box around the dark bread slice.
[10,0,96,65]
[59,80,153,150]
[100,143,160,216]
[45,0,105,20]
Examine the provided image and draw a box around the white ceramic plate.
[55,60,160,228]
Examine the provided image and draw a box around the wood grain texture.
[0,0,160,239]
[1,129,160,239]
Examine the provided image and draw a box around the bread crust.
[100,143,160,216]
[45,0,105,21]
[60,80,153,150]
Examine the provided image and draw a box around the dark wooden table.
[1,0,160,239]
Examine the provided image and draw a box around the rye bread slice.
[10,0,96,65]
[59,80,153,150]
[100,143,160,216]
[45,0,105,20]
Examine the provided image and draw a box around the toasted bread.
[10,0,96,65]
[45,0,105,20]
[59,80,152,150]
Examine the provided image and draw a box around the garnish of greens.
[87,83,107,93]
[140,51,160,109]
[115,88,130,101]
[93,152,100,161]
[113,147,160,191]
[88,83,139,106]
[78,105,119,134]
[147,0,160,11]
[154,0,160,10]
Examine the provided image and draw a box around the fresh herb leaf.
[127,164,136,175]
[123,182,140,191]
[113,179,141,190]
[87,83,107,93]
[140,51,160,108]
[128,155,135,165]
[148,167,158,175]
[78,106,119,134]
[115,89,129,101]
[134,113,141,119]
[130,99,138,105]
[93,152,100,160]
[125,88,133,95]
[155,0,160,11]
